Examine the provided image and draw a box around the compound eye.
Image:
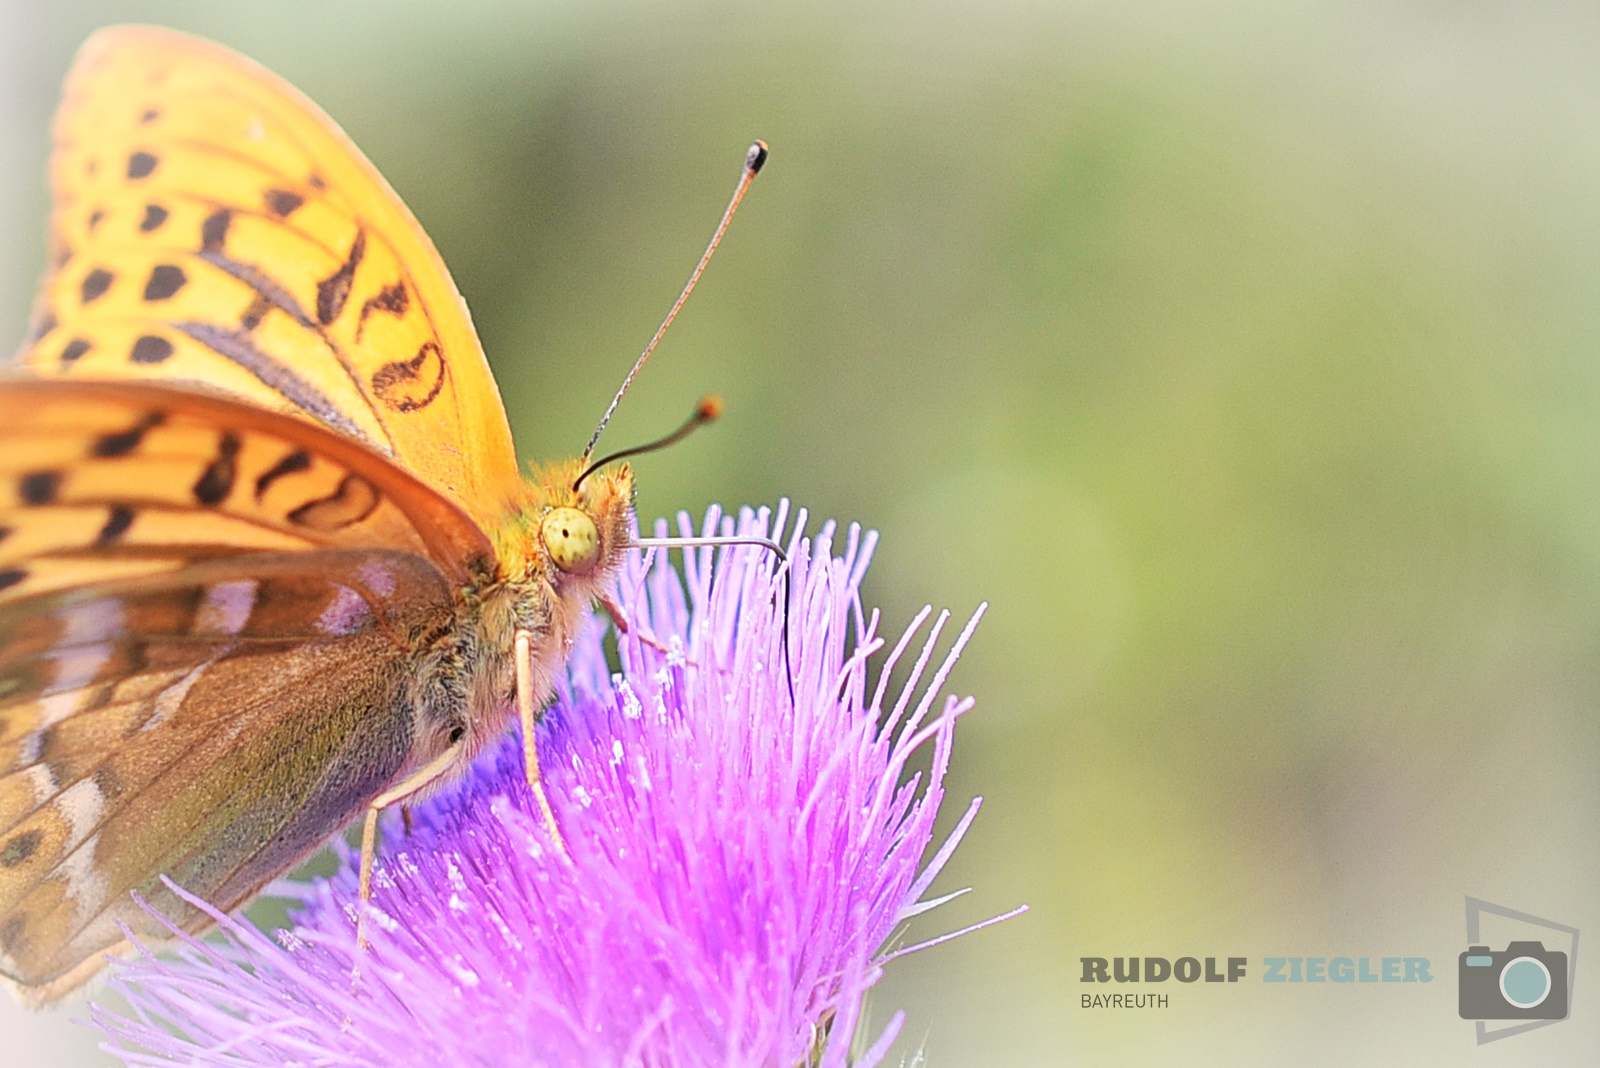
[541,507,602,574]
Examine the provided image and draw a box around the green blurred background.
[3,2,1599,1065]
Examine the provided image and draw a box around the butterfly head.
[503,459,635,595]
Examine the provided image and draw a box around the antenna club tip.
[698,394,725,421]
[747,141,769,173]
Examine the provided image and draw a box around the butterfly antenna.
[581,141,769,465]
[574,395,723,491]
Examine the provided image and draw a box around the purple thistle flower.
[91,503,1007,1067]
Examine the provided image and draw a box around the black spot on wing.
[201,209,230,253]
[143,265,186,302]
[372,341,446,412]
[239,297,271,332]
[357,281,409,340]
[0,568,25,592]
[254,449,311,500]
[139,107,160,124]
[127,151,158,179]
[130,335,174,364]
[288,474,380,531]
[264,189,304,217]
[80,268,113,304]
[96,504,135,545]
[18,471,61,506]
[316,229,366,325]
[87,209,104,233]
[363,282,408,319]
[0,830,41,867]
[193,432,242,506]
[92,411,166,458]
[140,204,169,232]
[60,338,91,365]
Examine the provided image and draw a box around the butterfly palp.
[540,507,602,574]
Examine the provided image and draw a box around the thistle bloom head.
[93,504,995,1067]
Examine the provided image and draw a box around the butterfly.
[0,25,765,1005]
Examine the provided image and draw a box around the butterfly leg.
[354,744,462,962]
[515,629,570,859]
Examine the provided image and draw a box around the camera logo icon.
[1461,897,1578,1044]
[1458,941,1569,1020]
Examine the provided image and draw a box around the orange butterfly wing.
[0,377,493,995]
[16,25,522,527]
[0,378,494,596]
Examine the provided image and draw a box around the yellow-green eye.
[540,507,601,574]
